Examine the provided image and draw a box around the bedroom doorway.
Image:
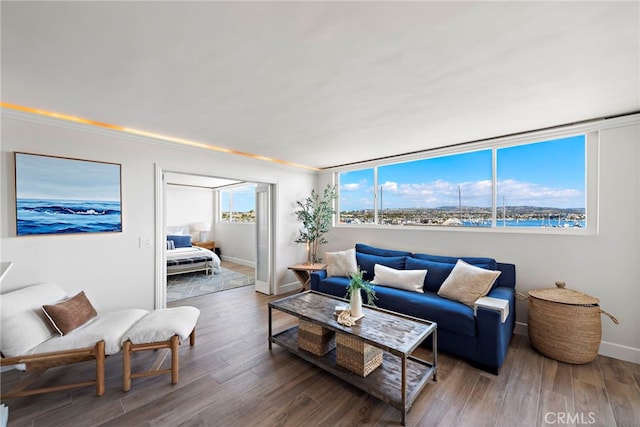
[154,166,275,308]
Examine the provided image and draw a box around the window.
[337,135,587,230]
[339,168,375,224]
[496,135,585,228]
[377,150,492,226]
[219,183,256,223]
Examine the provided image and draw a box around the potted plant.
[345,269,376,318]
[294,184,337,263]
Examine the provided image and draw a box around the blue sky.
[16,153,121,201]
[339,135,585,211]
[220,184,257,212]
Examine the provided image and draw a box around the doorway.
[154,166,274,308]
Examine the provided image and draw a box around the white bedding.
[166,247,222,275]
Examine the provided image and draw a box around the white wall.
[214,222,256,266]
[318,119,640,364]
[166,184,214,242]
[0,113,314,311]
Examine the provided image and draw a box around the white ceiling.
[2,1,638,170]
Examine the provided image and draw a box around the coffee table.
[268,291,437,425]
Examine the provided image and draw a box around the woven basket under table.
[298,319,336,356]
[336,332,383,377]
[527,283,618,364]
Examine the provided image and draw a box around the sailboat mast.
[458,185,462,221]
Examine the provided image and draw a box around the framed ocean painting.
[15,152,122,236]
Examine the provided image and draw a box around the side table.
[193,241,216,251]
[288,263,326,292]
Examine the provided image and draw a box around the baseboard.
[220,256,255,268]
[599,341,640,364]
[277,281,301,295]
[513,321,640,364]
[514,321,528,336]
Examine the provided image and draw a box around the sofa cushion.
[371,263,426,293]
[167,234,192,248]
[0,282,67,358]
[412,252,497,271]
[438,260,501,307]
[42,291,98,336]
[315,271,477,338]
[373,286,476,338]
[325,248,358,277]
[355,253,406,281]
[355,243,413,258]
[31,309,149,356]
[316,276,351,298]
[122,307,200,344]
[405,257,456,293]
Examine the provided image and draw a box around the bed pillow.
[166,240,175,250]
[325,248,358,277]
[42,291,98,336]
[167,234,192,248]
[371,264,426,293]
[437,260,501,307]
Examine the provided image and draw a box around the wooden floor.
[3,281,640,426]
[220,260,255,277]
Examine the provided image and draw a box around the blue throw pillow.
[355,243,413,258]
[405,257,456,293]
[167,234,192,248]
[355,253,406,281]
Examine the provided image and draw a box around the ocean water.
[16,199,122,235]
[460,219,586,228]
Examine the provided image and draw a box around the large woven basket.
[336,332,383,377]
[298,320,335,356]
[526,282,618,364]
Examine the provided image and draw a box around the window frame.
[218,183,257,224]
[333,131,598,235]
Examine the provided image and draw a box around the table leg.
[433,329,438,381]
[401,355,407,425]
[292,270,311,292]
[268,305,273,350]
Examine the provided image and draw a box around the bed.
[166,234,222,276]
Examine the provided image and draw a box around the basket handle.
[600,309,619,325]
[515,291,529,301]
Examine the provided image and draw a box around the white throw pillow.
[0,282,67,357]
[371,264,427,293]
[437,259,501,307]
[325,248,358,277]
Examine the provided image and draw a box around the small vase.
[350,289,363,318]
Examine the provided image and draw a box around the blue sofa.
[310,243,516,374]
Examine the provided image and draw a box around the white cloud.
[498,179,583,207]
[346,178,583,209]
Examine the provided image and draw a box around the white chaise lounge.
[0,282,199,398]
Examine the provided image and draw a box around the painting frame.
[14,152,122,236]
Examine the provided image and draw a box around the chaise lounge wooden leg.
[96,340,105,396]
[120,306,199,391]
[121,333,191,391]
[171,335,179,385]
[0,340,107,399]
[189,328,196,346]
[123,340,132,392]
